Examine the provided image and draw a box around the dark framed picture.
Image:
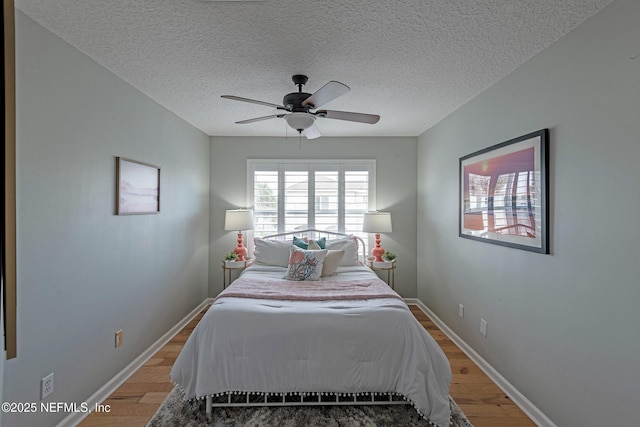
[116,157,160,215]
[459,129,549,253]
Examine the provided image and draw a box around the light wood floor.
[409,306,536,427]
[80,305,536,427]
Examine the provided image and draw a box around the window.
[248,160,375,245]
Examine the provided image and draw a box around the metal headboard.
[261,229,367,263]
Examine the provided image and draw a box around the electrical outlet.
[115,330,123,348]
[41,373,54,399]
[480,318,488,337]
[458,304,464,318]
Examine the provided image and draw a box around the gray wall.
[417,0,640,425]
[210,136,418,298]
[2,12,210,427]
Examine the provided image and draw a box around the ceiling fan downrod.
[292,74,308,92]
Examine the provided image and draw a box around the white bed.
[171,231,452,427]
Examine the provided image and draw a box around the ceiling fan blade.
[316,110,380,124]
[305,122,321,140]
[301,81,350,109]
[236,114,283,124]
[221,95,283,109]
[271,108,290,115]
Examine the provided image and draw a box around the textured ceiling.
[16,0,613,138]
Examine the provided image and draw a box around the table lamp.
[224,209,254,261]
[362,211,392,262]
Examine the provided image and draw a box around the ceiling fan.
[221,75,380,139]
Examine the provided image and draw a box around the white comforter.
[171,265,452,427]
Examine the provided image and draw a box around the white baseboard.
[405,298,556,427]
[57,298,213,427]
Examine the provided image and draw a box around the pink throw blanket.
[216,277,402,302]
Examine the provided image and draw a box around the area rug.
[147,386,474,427]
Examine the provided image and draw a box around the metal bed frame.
[204,391,410,417]
[259,228,368,263]
[204,229,412,416]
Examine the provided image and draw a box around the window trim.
[247,159,376,235]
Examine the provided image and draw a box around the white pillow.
[321,250,344,277]
[307,240,322,250]
[253,238,291,267]
[285,247,328,281]
[325,236,360,266]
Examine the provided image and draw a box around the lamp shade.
[362,211,392,233]
[224,209,254,231]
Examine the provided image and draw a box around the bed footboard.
[204,391,410,416]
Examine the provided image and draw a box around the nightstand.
[222,260,249,288]
[367,259,396,289]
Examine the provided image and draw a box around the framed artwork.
[116,157,160,215]
[459,129,549,253]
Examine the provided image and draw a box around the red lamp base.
[234,232,247,261]
[371,233,385,262]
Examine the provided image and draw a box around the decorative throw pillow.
[321,250,345,277]
[325,236,360,266]
[285,247,328,281]
[293,236,326,249]
[292,236,308,249]
[253,238,291,267]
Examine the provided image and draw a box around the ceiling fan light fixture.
[285,112,315,132]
